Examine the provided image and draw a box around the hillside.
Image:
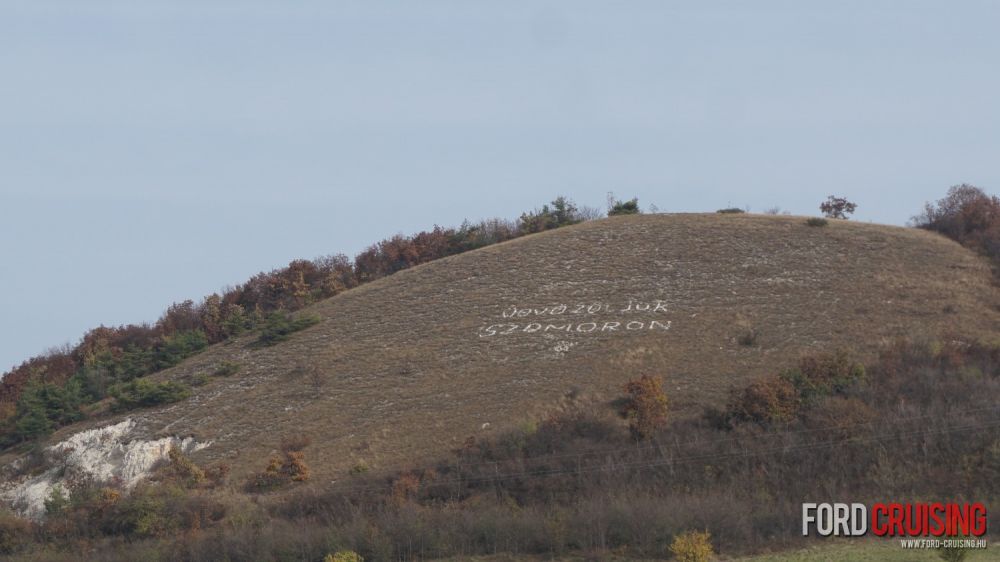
[5,213,1000,495]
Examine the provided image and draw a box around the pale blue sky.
[2,1,998,371]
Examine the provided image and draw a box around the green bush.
[104,485,175,538]
[109,379,191,412]
[608,198,640,216]
[518,196,583,233]
[780,350,865,403]
[257,313,321,346]
[12,380,85,440]
[153,330,209,370]
[716,207,745,214]
[44,486,70,517]
[805,217,828,227]
[213,361,241,377]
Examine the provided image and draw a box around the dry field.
[24,213,1000,485]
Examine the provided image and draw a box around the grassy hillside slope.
[17,213,1000,483]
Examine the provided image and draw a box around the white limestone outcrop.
[0,419,209,518]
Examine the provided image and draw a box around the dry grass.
[11,213,1000,488]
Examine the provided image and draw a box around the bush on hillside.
[257,312,321,346]
[245,441,311,492]
[913,184,1000,266]
[518,196,584,233]
[152,330,208,370]
[163,446,205,488]
[716,207,745,214]
[669,530,714,562]
[10,380,85,441]
[780,350,865,403]
[608,198,641,216]
[620,374,669,440]
[724,350,864,427]
[805,217,828,227]
[109,379,191,412]
[212,361,241,377]
[724,375,800,426]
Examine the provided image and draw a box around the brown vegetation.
[3,340,997,561]
[913,184,1000,269]
[619,374,668,439]
[244,438,311,492]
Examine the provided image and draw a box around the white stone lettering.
[479,300,673,338]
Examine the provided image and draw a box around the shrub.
[109,379,191,412]
[805,217,828,227]
[716,207,745,214]
[213,361,241,377]
[608,198,641,216]
[105,485,174,538]
[257,312,321,346]
[246,457,288,492]
[153,329,209,370]
[737,328,759,347]
[819,195,857,219]
[391,472,422,506]
[12,379,85,440]
[620,375,669,440]
[245,445,311,492]
[325,552,364,562]
[913,184,1000,267]
[780,350,865,403]
[44,486,70,517]
[725,375,800,425]
[518,196,584,233]
[164,446,205,488]
[669,530,714,562]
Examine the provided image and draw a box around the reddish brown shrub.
[725,375,800,425]
[245,446,311,492]
[914,184,1000,265]
[620,374,669,440]
[391,472,421,505]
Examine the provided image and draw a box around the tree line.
[0,197,599,445]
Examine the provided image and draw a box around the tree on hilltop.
[820,195,857,219]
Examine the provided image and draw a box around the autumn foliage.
[0,198,585,447]
[620,374,669,440]
[245,437,312,492]
[913,184,1000,265]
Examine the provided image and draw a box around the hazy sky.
[2,1,999,372]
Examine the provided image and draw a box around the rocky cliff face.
[0,419,208,518]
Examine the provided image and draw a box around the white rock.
[0,419,209,519]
